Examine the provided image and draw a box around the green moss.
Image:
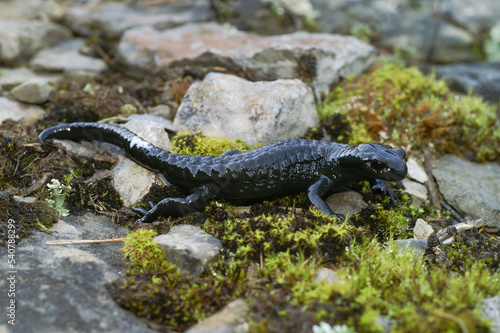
[170,131,259,157]
[113,230,247,330]
[203,208,355,262]
[123,229,172,273]
[332,241,499,333]
[319,64,500,161]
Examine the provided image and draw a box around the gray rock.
[326,191,368,217]
[149,104,176,121]
[313,1,478,63]
[116,22,376,98]
[395,238,428,259]
[0,213,156,333]
[186,299,249,333]
[154,224,222,277]
[441,0,500,31]
[406,157,428,184]
[402,179,428,209]
[313,0,391,35]
[413,218,434,239]
[30,39,107,74]
[379,13,475,63]
[64,1,211,40]
[0,68,60,91]
[432,155,500,232]
[315,268,340,285]
[0,97,45,126]
[0,0,66,21]
[480,295,500,333]
[11,78,52,104]
[432,62,500,103]
[174,72,319,145]
[51,139,99,157]
[127,113,177,133]
[0,19,72,65]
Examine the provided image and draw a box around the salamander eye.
[370,159,386,170]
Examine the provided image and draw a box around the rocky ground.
[0,0,499,332]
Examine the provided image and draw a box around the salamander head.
[337,143,407,181]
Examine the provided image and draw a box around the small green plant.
[46,179,72,216]
[485,23,500,61]
[350,23,373,43]
[36,218,52,233]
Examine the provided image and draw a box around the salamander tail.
[39,122,171,173]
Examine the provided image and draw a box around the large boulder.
[432,155,500,232]
[116,22,376,99]
[174,72,319,145]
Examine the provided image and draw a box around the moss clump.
[123,229,171,272]
[112,195,499,332]
[328,241,500,333]
[319,64,500,161]
[112,229,247,330]
[204,208,355,263]
[171,131,259,157]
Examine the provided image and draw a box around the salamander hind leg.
[130,186,215,225]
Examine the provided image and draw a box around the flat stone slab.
[116,22,376,98]
[30,39,108,74]
[0,213,156,333]
[11,78,52,104]
[432,155,500,231]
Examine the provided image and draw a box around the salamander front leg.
[130,186,214,225]
[307,175,345,220]
[370,179,398,205]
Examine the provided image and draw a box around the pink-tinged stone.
[116,23,376,98]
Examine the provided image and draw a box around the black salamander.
[39,123,407,224]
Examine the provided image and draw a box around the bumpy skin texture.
[39,123,408,224]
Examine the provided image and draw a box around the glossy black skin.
[39,123,408,224]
